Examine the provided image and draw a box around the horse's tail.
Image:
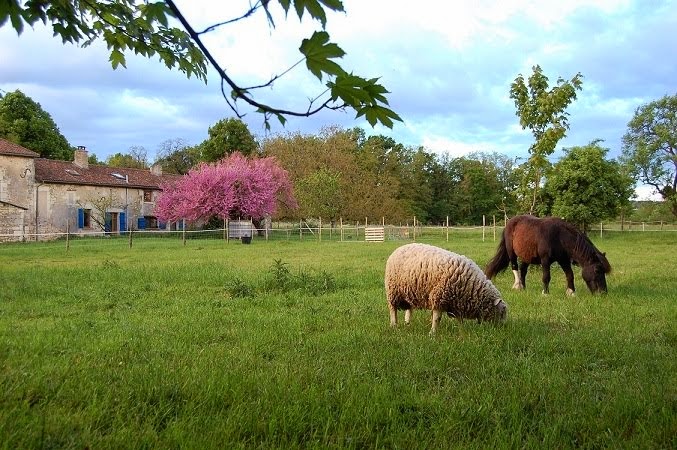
[485,232,510,279]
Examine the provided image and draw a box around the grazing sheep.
[385,243,507,333]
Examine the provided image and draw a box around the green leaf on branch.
[328,74,402,128]
[328,73,372,106]
[109,48,126,69]
[299,31,345,80]
[279,0,345,28]
[355,105,402,129]
[141,2,169,27]
[275,113,287,127]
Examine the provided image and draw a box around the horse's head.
[581,257,610,294]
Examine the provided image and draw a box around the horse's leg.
[510,255,523,290]
[541,259,552,295]
[519,262,529,290]
[560,259,576,296]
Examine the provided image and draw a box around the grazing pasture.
[0,232,675,448]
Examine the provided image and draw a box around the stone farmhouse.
[0,138,180,242]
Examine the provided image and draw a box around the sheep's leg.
[404,309,412,325]
[389,303,398,327]
[430,309,442,334]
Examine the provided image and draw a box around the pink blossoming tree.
[155,152,297,223]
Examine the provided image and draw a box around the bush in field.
[155,152,297,222]
[224,259,337,298]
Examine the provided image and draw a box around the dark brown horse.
[485,215,611,295]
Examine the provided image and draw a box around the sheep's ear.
[493,298,502,306]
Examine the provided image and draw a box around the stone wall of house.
[0,154,35,207]
[37,184,157,236]
[0,155,36,240]
[0,203,28,242]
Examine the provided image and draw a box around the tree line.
[1,88,675,230]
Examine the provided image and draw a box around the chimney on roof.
[74,145,89,169]
[150,164,163,176]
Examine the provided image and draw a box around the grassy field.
[0,232,675,449]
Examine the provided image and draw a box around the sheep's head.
[483,297,508,322]
[494,298,508,321]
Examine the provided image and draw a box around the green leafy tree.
[544,141,634,232]
[106,146,148,169]
[510,65,583,214]
[630,201,674,223]
[0,89,73,160]
[2,1,401,129]
[447,156,506,225]
[425,153,456,224]
[155,138,198,175]
[87,153,101,165]
[262,127,408,222]
[199,118,258,162]
[398,148,436,223]
[295,168,343,223]
[479,152,520,219]
[621,94,677,217]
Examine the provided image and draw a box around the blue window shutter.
[159,221,166,230]
[78,209,84,228]
[119,212,127,232]
[138,217,146,230]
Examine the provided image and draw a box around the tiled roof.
[34,159,181,190]
[0,138,40,158]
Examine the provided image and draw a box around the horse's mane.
[568,225,612,273]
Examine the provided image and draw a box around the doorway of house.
[105,212,120,233]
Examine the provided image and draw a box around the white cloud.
[634,185,663,201]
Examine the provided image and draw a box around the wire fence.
[2,218,676,250]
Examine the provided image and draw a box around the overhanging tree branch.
[2,0,401,129]
[165,0,346,121]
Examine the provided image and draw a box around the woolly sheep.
[385,243,507,333]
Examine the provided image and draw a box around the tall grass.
[0,232,675,448]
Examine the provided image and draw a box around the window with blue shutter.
[105,212,112,232]
[119,212,127,233]
[138,217,146,230]
[78,208,84,228]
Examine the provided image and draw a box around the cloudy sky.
[1,0,675,197]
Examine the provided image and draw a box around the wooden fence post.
[446,216,449,241]
[482,215,486,242]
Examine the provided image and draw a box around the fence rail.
[2,218,676,246]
